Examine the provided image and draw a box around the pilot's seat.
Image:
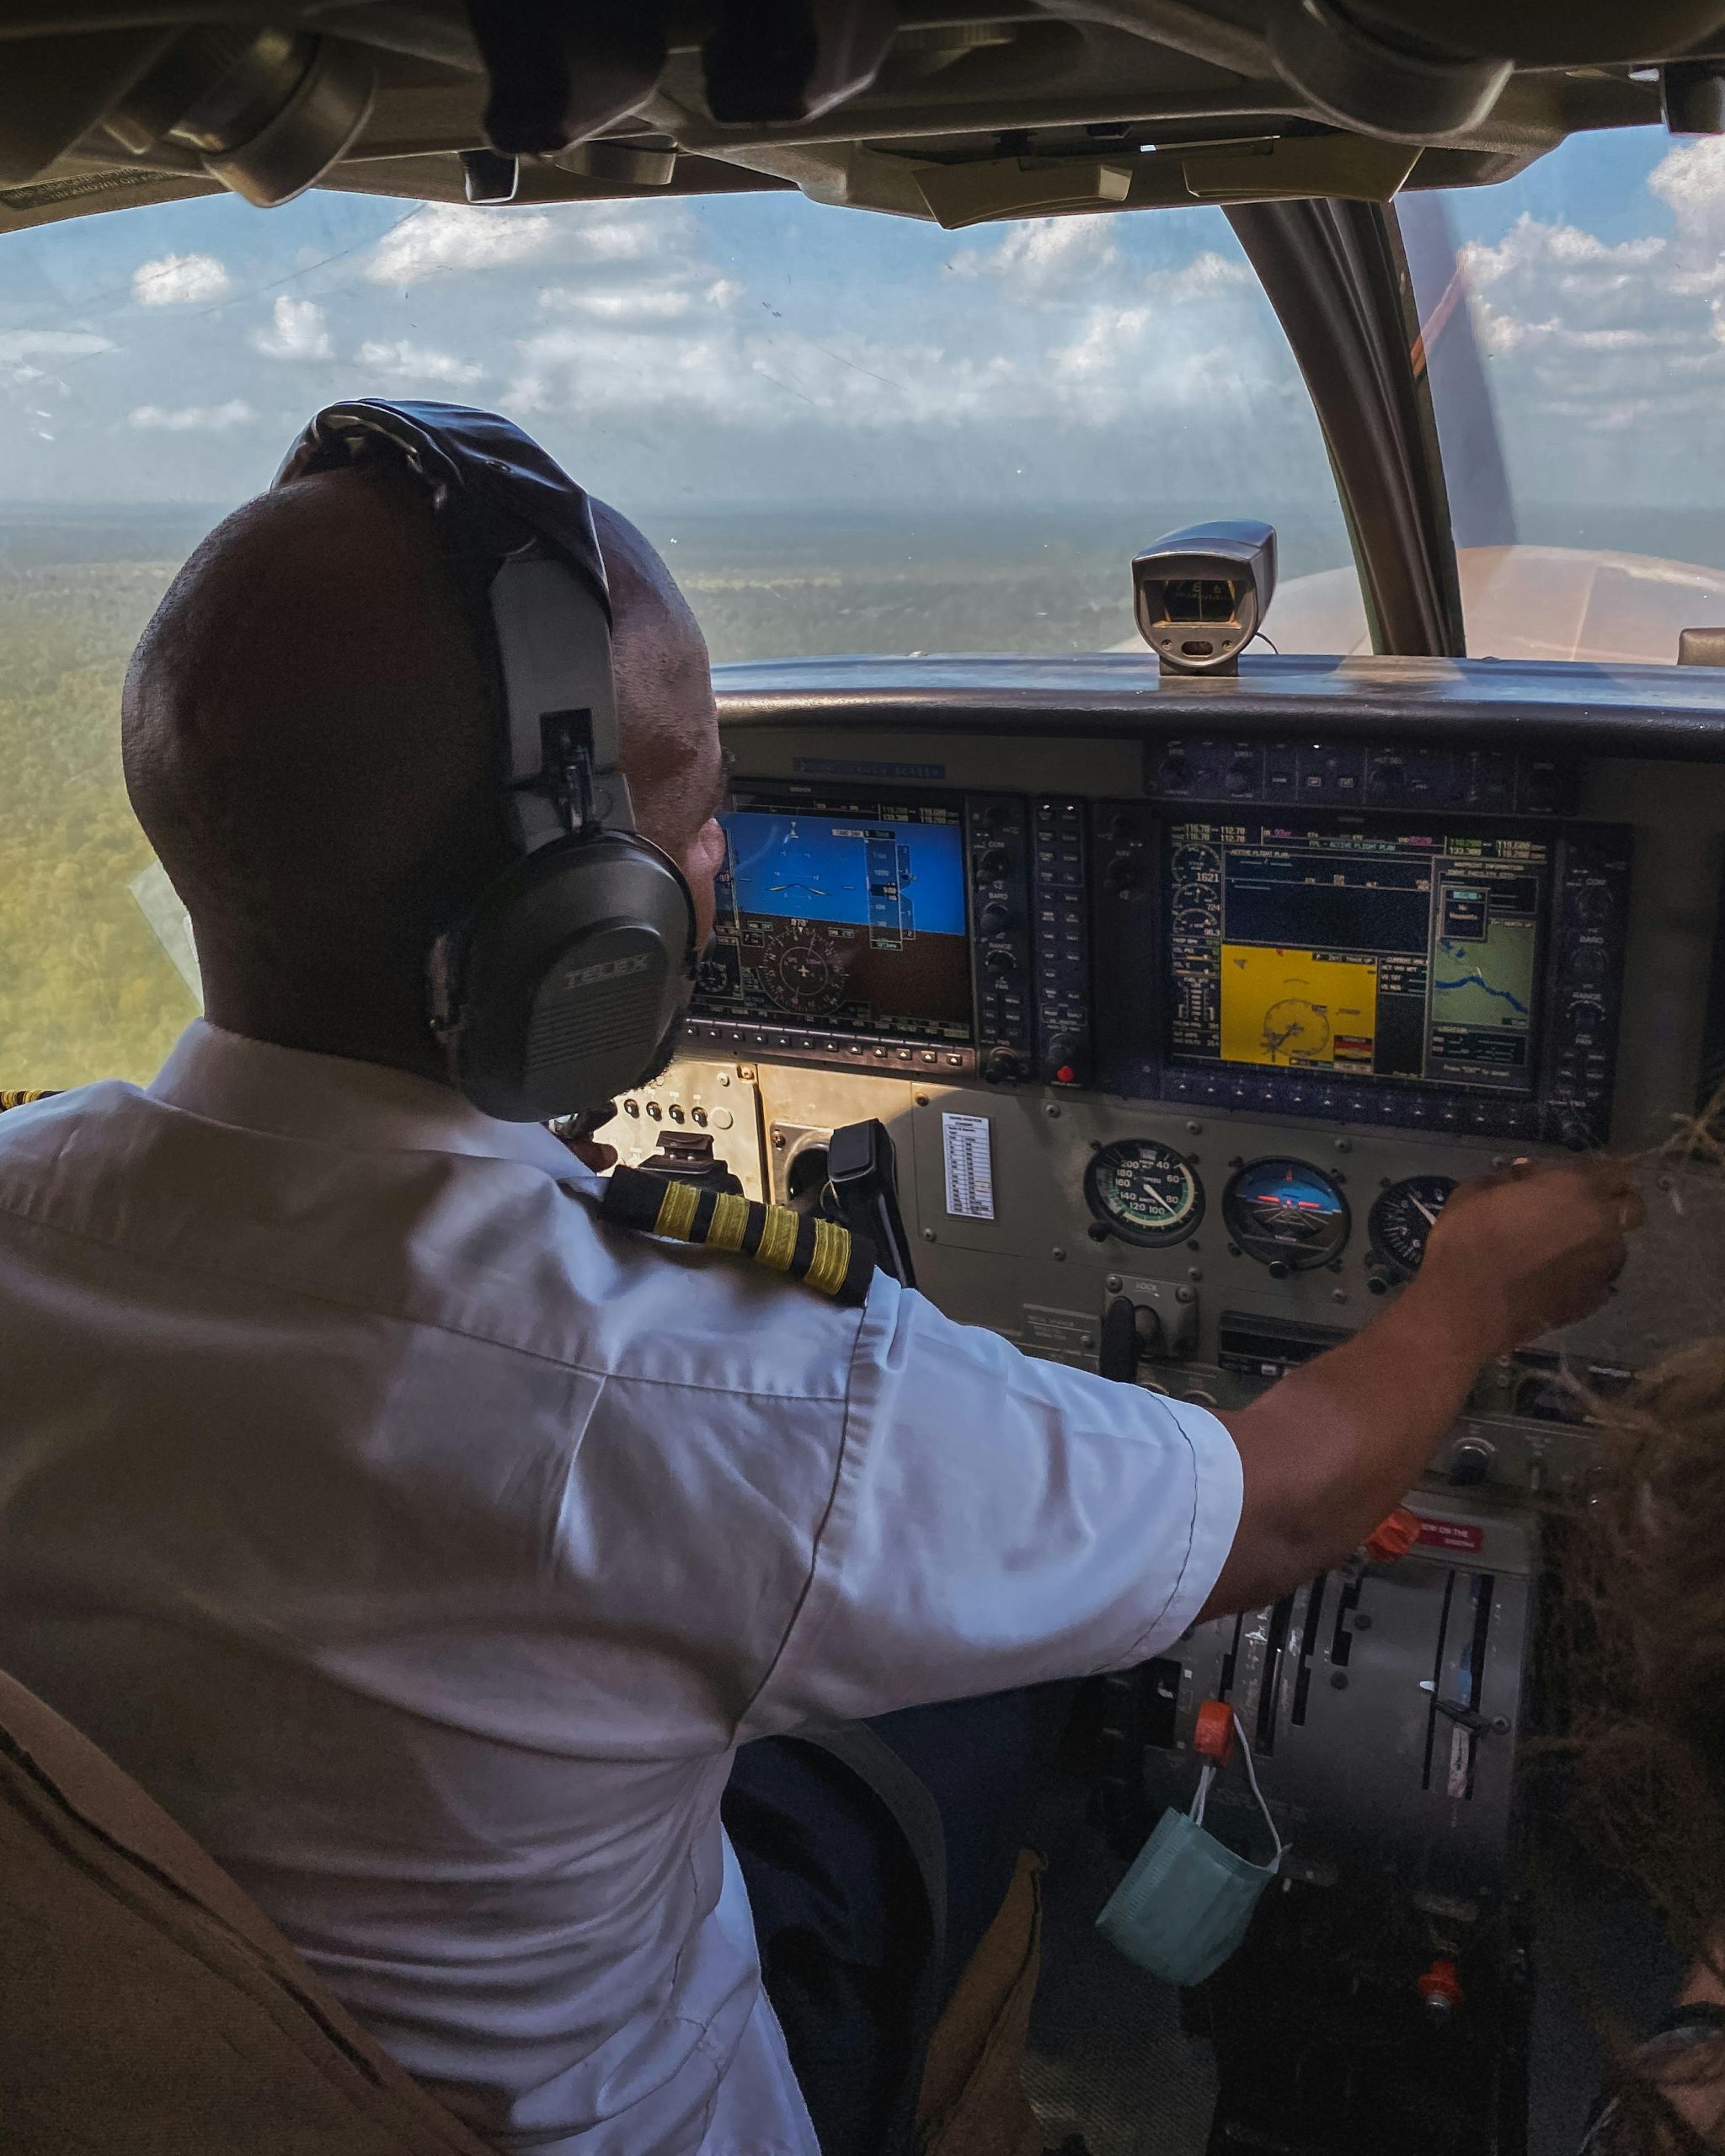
[0,1657,1046,2155]
[0,1662,494,2156]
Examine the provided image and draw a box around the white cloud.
[352,338,483,384]
[0,328,113,387]
[706,278,743,307]
[252,296,333,361]
[952,215,1120,294]
[1461,215,1664,290]
[0,329,111,364]
[131,251,231,307]
[1156,249,1255,302]
[366,202,676,286]
[538,285,695,321]
[128,398,255,432]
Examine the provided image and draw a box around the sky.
[0,120,1722,537]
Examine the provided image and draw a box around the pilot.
[0,406,1635,2156]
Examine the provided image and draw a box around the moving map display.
[697,802,973,1044]
[1166,816,1548,1096]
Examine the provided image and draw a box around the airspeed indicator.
[1085,1139,1204,1247]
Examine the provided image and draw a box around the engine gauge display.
[1368,1175,1456,1281]
[1223,1157,1351,1270]
[1084,1139,1204,1247]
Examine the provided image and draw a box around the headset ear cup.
[447,834,695,1120]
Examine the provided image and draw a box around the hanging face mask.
[1096,1706,1284,1988]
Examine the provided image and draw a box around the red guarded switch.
[1365,1506,1422,1565]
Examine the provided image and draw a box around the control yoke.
[1133,520,1278,676]
[824,1120,916,1289]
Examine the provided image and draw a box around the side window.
[1411,128,1725,661]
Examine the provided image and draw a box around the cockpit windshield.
[2,184,1359,1087]
[5,185,1359,664]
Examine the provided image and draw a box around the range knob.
[983,1047,1028,1084]
[1366,760,1405,803]
[984,944,1017,974]
[978,845,1012,877]
[980,899,1013,937]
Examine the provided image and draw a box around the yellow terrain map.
[1220,945,1379,1069]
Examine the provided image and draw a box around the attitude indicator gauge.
[1084,1139,1204,1247]
[1368,1175,1456,1281]
[1223,1157,1351,1273]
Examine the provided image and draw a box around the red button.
[1055,1065,1076,1084]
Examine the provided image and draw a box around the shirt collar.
[147,1020,593,1183]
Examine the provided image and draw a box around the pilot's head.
[120,457,726,1086]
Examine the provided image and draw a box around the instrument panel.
[687,753,1631,1152]
[630,656,1725,1514]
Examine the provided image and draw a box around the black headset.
[273,399,699,1123]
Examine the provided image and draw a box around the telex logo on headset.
[561,953,654,993]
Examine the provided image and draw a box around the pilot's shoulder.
[594,1166,875,1306]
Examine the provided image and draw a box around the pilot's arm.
[1204,1156,1637,1616]
[731,1157,1634,1740]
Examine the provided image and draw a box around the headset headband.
[273,398,634,845]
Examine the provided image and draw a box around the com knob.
[1156,750,1189,792]
[1223,756,1256,797]
[980,899,1013,937]
[983,1047,1027,1084]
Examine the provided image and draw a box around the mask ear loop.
[1189,1710,1285,1872]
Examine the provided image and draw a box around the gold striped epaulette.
[0,1091,57,1113]
[599,1168,876,1306]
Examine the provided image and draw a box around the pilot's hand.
[1415,1157,1642,1355]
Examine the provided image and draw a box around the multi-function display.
[1164,816,1550,1098]
[699,803,974,1047]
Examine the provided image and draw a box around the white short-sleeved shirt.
[0,1022,1242,2156]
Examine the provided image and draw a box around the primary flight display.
[700,805,974,1046]
[1165,816,1549,1098]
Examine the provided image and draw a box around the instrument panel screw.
[1227,1156,1244,1170]
[1353,1614,1372,1632]
[771,1130,787,1149]
[1492,1716,1511,1735]
[1186,1119,1203,1135]
[921,1228,937,1243]
[1332,1289,1348,1305]
[1334,1138,1352,1154]
[1106,1274,1122,1293]
[1188,1267,1203,1283]
[1044,1102,1061,1118]
[1330,1673,1349,1691]
[1175,1286,1194,1304]
[915,1093,930,1107]
[1052,1246,1067,1262]
[717,1073,731,1087]
[738,1067,756,1082]
[1226,1242,1242,1259]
